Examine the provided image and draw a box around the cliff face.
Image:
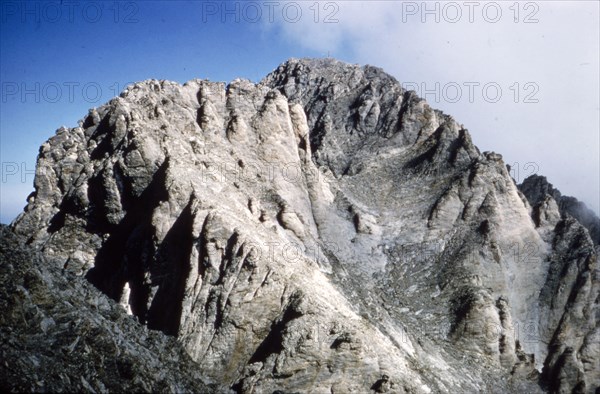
[519,174,600,245]
[4,58,599,393]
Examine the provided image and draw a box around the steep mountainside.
[4,58,599,393]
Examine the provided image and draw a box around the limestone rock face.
[4,58,599,393]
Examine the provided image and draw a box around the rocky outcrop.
[519,174,600,245]
[4,58,598,393]
[0,225,212,393]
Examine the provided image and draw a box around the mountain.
[519,174,600,245]
[2,58,598,393]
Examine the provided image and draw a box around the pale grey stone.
[3,58,598,393]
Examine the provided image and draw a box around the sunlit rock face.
[7,58,599,393]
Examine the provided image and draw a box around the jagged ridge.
[3,58,598,393]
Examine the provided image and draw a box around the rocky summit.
[1,58,598,393]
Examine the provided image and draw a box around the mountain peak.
[520,174,600,244]
[4,58,598,393]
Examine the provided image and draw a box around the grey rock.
[0,225,212,393]
[519,174,600,245]
[3,58,598,393]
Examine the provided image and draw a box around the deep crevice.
[248,294,303,365]
[85,159,170,307]
[146,196,196,336]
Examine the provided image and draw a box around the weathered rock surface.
[3,58,599,393]
[0,225,212,393]
[519,174,600,245]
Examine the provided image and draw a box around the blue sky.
[1,1,599,223]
